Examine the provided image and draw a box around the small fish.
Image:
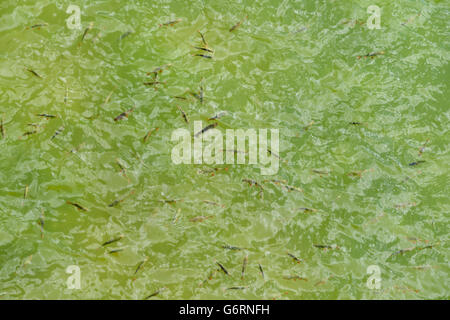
[144,288,164,299]
[51,126,64,140]
[357,51,385,59]
[146,64,172,78]
[194,122,218,137]
[172,209,181,224]
[287,252,303,263]
[389,247,415,257]
[189,216,213,222]
[21,130,37,138]
[134,257,149,275]
[194,46,214,53]
[226,286,248,290]
[0,115,4,138]
[216,262,230,276]
[267,149,286,163]
[208,111,227,121]
[406,236,429,244]
[80,22,94,43]
[159,19,181,27]
[241,255,248,279]
[143,81,165,87]
[222,245,242,250]
[258,263,265,280]
[349,122,362,125]
[266,179,300,192]
[203,270,217,284]
[66,201,88,211]
[38,210,44,239]
[267,148,279,158]
[292,26,308,34]
[27,123,42,128]
[69,143,84,154]
[298,207,317,213]
[243,179,264,198]
[197,167,229,175]
[393,285,420,294]
[143,81,164,86]
[108,190,135,207]
[242,178,263,188]
[283,275,308,281]
[177,105,189,123]
[402,170,423,182]
[102,235,124,247]
[401,13,421,26]
[116,158,127,175]
[193,54,213,59]
[174,95,187,100]
[108,249,124,254]
[314,244,333,249]
[197,30,208,47]
[409,265,437,270]
[27,23,48,30]
[409,160,425,166]
[64,85,69,105]
[393,243,436,258]
[265,179,286,185]
[199,270,215,286]
[312,169,329,175]
[283,184,303,193]
[114,108,134,122]
[367,51,384,57]
[24,185,29,199]
[147,68,162,76]
[348,171,364,178]
[229,15,248,32]
[103,90,114,107]
[418,244,435,251]
[143,127,159,143]
[203,200,225,208]
[315,280,327,286]
[189,91,202,102]
[37,114,56,118]
[26,68,42,78]
[199,81,204,103]
[158,199,180,204]
[119,31,132,41]
[314,244,339,250]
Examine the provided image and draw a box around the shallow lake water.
[0,0,448,299]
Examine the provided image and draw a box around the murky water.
[0,0,448,299]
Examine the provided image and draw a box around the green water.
[0,0,449,300]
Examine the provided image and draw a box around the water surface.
[0,0,448,299]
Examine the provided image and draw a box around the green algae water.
[0,0,449,300]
